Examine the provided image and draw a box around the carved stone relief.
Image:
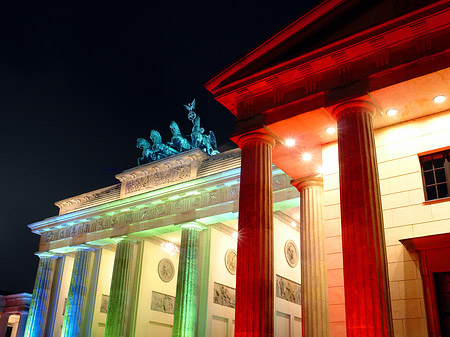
[158,258,175,283]
[151,291,175,314]
[276,275,301,305]
[213,282,235,308]
[284,240,299,268]
[224,249,237,275]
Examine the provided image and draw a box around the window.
[420,150,450,201]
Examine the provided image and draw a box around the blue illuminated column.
[172,223,203,337]
[61,247,96,337]
[104,237,140,337]
[24,253,59,337]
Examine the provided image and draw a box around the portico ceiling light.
[386,109,398,116]
[302,153,312,161]
[232,231,239,239]
[433,95,446,103]
[291,221,296,228]
[285,138,296,147]
[325,127,336,134]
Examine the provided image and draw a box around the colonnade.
[235,100,393,337]
[23,225,203,337]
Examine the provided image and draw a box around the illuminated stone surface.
[292,175,329,337]
[333,100,393,337]
[104,238,139,337]
[235,132,275,337]
[24,255,58,337]
[172,225,202,337]
[61,248,96,337]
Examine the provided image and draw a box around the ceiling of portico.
[266,66,450,180]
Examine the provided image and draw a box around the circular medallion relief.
[284,240,299,268]
[158,258,175,283]
[224,249,237,275]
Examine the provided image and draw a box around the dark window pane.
[434,157,445,168]
[437,184,449,199]
[427,186,437,200]
[422,158,433,171]
[436,169,447,183]
[425,171,436,185]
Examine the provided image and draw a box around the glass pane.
[425,171,436,185]
[427,186,437,200]
[437,184,449,199]
[434,157,445,168]
[436,169,447,183]
[422,158,433,171]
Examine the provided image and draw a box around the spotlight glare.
[232,231,238,239]
[285,138,296,147]
[290,221,296,228]
[434,95,446,103]
[302,153,312,161]
[325,127,336,134]
[386,109,398,116]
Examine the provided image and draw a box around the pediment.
[206,0,440,93]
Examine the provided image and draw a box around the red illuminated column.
[332,100,393,337]
[292,175,329,337]
[235,132,276,337]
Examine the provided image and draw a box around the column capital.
[237,131,276,149]
[35,251,62,259]
[180,222,205,231]
[291,174,323,191]
[332,100,376,121]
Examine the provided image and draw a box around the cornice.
[209,1,450,114]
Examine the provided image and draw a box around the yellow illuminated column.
[104,238,140,337]
[24,253,59,337]
[172,223,203,337]
[292,175,329,337]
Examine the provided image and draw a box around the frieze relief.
[124,164,191,195]
[40,171,293,244]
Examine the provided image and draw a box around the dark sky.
[0,0,321,293]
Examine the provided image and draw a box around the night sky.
[0,0,321,294]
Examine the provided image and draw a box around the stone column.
[292,175,329,337]
[235,132,276,337]
[24,254,59,337]
[332,100,393,337]
[61,247,96,337]
[0,313,11,337]
[16,312,28,337]
[172,223,203,337]
[104,238,139,337]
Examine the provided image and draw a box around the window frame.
[419,149,450,201]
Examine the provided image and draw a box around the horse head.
[136,138,150,150]
[170,121,181,136]
[150,130,162,145]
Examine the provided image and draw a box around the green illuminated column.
[61,247,96,337]
[24,253,59,337]
[104,238,139,337]
[172,223,203,337]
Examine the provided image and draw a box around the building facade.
[18,0,450,337]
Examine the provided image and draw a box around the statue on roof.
[136,99,219,166]
[168,121,191,152]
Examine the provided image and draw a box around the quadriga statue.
[149,130,178,160]
[191,116,218,156]
[168,121,191,152]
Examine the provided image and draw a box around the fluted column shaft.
[16,313,28,337]
[333,100,393,337]
[235,132,275,337]
[104,238,139,337]
[24,255,58,337]
[172,225,202,337]
[292,176,329,337]
[61,248,95,337]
